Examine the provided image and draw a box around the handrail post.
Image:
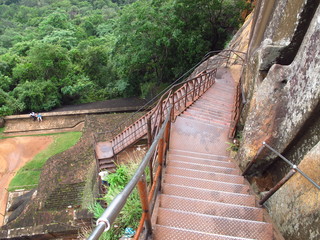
[147,116,154,186]
[259,168,297,205]
[185,83,188,108]
[137,174,152,236]
[147,117,152,148]
[158,138,164,166]
[192,80,196,101]
[160,100,163,124]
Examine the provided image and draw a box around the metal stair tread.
[160,194,264,221]
[157,208,273,240]
[165,166,244,184]
[167,154,236,167]
[189,104,232,114]
[164,174,250,194]
[184,111,232,123]
[167,160,240,175]
[185,109,232,119]
[162,183,255,206]
[169,149,229,159]
[179,115,228,129]
[181,114,231,127]
[154,225,254,240]
[166,165,242,179]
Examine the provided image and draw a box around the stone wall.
[4,114,85,135]
[0,112,136,239]
[237,0,320,239]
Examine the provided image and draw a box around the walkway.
[153,68,273,239]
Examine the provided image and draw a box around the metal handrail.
[95,49,246,144]
[242,141,320,205]
[110,69,216,155]
[88,106,172,240]
[262,142,320,190]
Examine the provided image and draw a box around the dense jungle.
[0,0,249,116]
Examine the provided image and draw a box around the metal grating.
[167,160,240,175]
[160,194,263,221]
[154,225,253,240]
[168,149,230,161]
[164,174,249,194]
[165,166,244,184]
[162,184,255,207]
[167,154,236,168]
[157,208,273,240]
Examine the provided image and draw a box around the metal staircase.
[153,68,273,239]
[94,50,245,173]
[88,50,274,240]
[94,68,217,172]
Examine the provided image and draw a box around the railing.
[110,69,216,155]
[89,49,247,239]
[243,142,320,205]
[88,106,172,240]
[94,49,246,158]
[96,49,246,141]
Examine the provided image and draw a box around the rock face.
[266,142,320,240]
[237,0,320,239]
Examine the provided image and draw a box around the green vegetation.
[90,158,144,239]
[8,131,82,191]
[0,0,249,116]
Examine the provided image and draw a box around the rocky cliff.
[237,1,320,239]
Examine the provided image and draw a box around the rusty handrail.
[96,49,245,151]
[242,141,320,206]
[110,69,216,155]
[87,106,172,240]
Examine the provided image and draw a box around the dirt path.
[0,136,53,226]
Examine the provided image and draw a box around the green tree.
[12,42,71,82]
[12,80,61,111]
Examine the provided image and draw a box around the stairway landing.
[153,68,273,239]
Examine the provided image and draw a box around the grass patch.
[87,151,146,240]
[8,131,82,191]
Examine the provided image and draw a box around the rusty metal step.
[99,162,115,169]
[162,184,255,206]
[185,109,232,123]
[164,174,249,194]
[199,98,234,108]
[168,154,236,168]
[193,101,233,112]
[169,149,230,160]
[167,160,240,175]
[182,113,231,127]
[190,105,232,115]
[187,108,232,119]
[165,166,244,184]
[179,115,227,129]
[157,208,273,239]
[154,225,253,240]
[160,194,263,221]
[98,159,114,165]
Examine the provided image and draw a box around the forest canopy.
[0,0,249,116]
